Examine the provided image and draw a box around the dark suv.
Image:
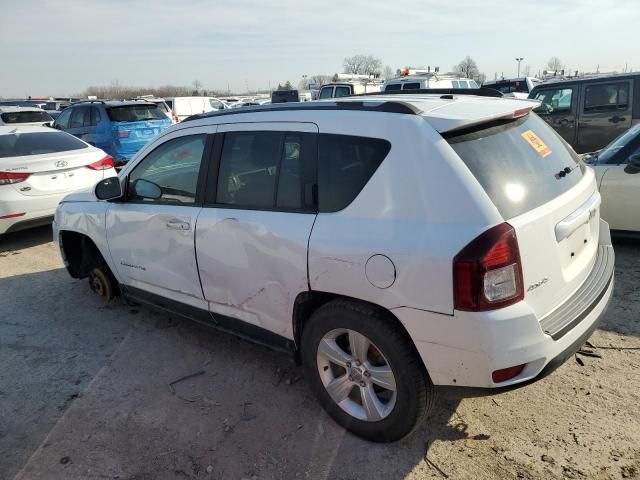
[529,73,640,153]
[53,100,172,164]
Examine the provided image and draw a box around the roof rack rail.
[68,99,106,105]
[182,100,421,122]
[355,87,504,98]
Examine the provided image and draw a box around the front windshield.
[597,123,640,163]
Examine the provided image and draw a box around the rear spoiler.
[354,87,504,98]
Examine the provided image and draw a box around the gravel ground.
[1,226,639,480]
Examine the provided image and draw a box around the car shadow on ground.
[2,267,473,480]
[600,238,640,338]
[0,224,53,253]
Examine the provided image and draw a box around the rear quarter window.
[318,134,391,212]
[445,113,585,219]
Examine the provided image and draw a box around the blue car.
[53,100,171,164]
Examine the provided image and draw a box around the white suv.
[53,94,615,442]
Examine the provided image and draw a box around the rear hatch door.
[107,104,171,156]
[446,112,600,319]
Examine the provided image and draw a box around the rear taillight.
[453,223,524,311]
[0,171,31,185]
[172,112,179,123]
[87,155,115,171]
[118,130,130,138]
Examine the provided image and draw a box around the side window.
[70,107,89,128]
[319,87,334,99]
[452,81,460,88]
[334,86,352,98]
[54,108,72,129]
[533,88,573,115]
[402,82,420,90]
[584,82,629,112]
[89,107,101,126]
[318,134,391,212]
[209,99,225,110]
[215,131,307,210]
[127,134,206,204]
[385,83,401,91]
[276,135,303,209]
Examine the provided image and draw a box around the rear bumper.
[436,282,611,397]
[0,194,62,234]
[393,221,615,392]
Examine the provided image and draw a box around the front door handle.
[608,116,626,123]
[166,219,191,230]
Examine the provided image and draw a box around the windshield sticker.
[521,130,552,158]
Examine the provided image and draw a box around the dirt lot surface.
[1,226,639,480]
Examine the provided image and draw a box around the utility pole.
[515,57,524,77]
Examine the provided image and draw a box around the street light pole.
[515,57,524,77]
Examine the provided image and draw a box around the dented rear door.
[195,122,318,339]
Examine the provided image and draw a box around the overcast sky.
[1,0,638,97]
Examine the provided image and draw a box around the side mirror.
[624,153,640,174]
[131,178,162,200]
[95,177,123,200]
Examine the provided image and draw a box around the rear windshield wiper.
[555,165,579,179]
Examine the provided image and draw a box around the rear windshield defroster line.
[445,114,585,220]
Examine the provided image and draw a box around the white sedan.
[0,126,117,235]
[584,123,640,234]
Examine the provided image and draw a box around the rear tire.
[88,266,116,302]
[301,299,434,442]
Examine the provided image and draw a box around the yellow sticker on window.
[521,130,552,158]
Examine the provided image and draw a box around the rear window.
[106,104,167,122]
[446,113,585,219]
[486,80,529,94]
[402,82,421,90]
[1,110,53,124]
[318,134,391,212]
[0,132,88,158]
[385,83,401,91]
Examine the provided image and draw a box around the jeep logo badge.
[55,160,68,168]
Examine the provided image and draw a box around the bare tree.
[454,56,480,80]
[308,74,332,88]
[192,79,203,96]
[522,64,532,77]
[383,65,395,80]
[343,54,382,76]
[546,57,565,73]
[83,84,226,100]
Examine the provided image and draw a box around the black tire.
[301,299,434,442]
[88,266,117,302]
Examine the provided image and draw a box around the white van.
[165,97,228,122]
[383,72,479,92]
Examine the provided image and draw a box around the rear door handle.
[166,219,191,230]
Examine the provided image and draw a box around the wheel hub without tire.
[316,328,397,422]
